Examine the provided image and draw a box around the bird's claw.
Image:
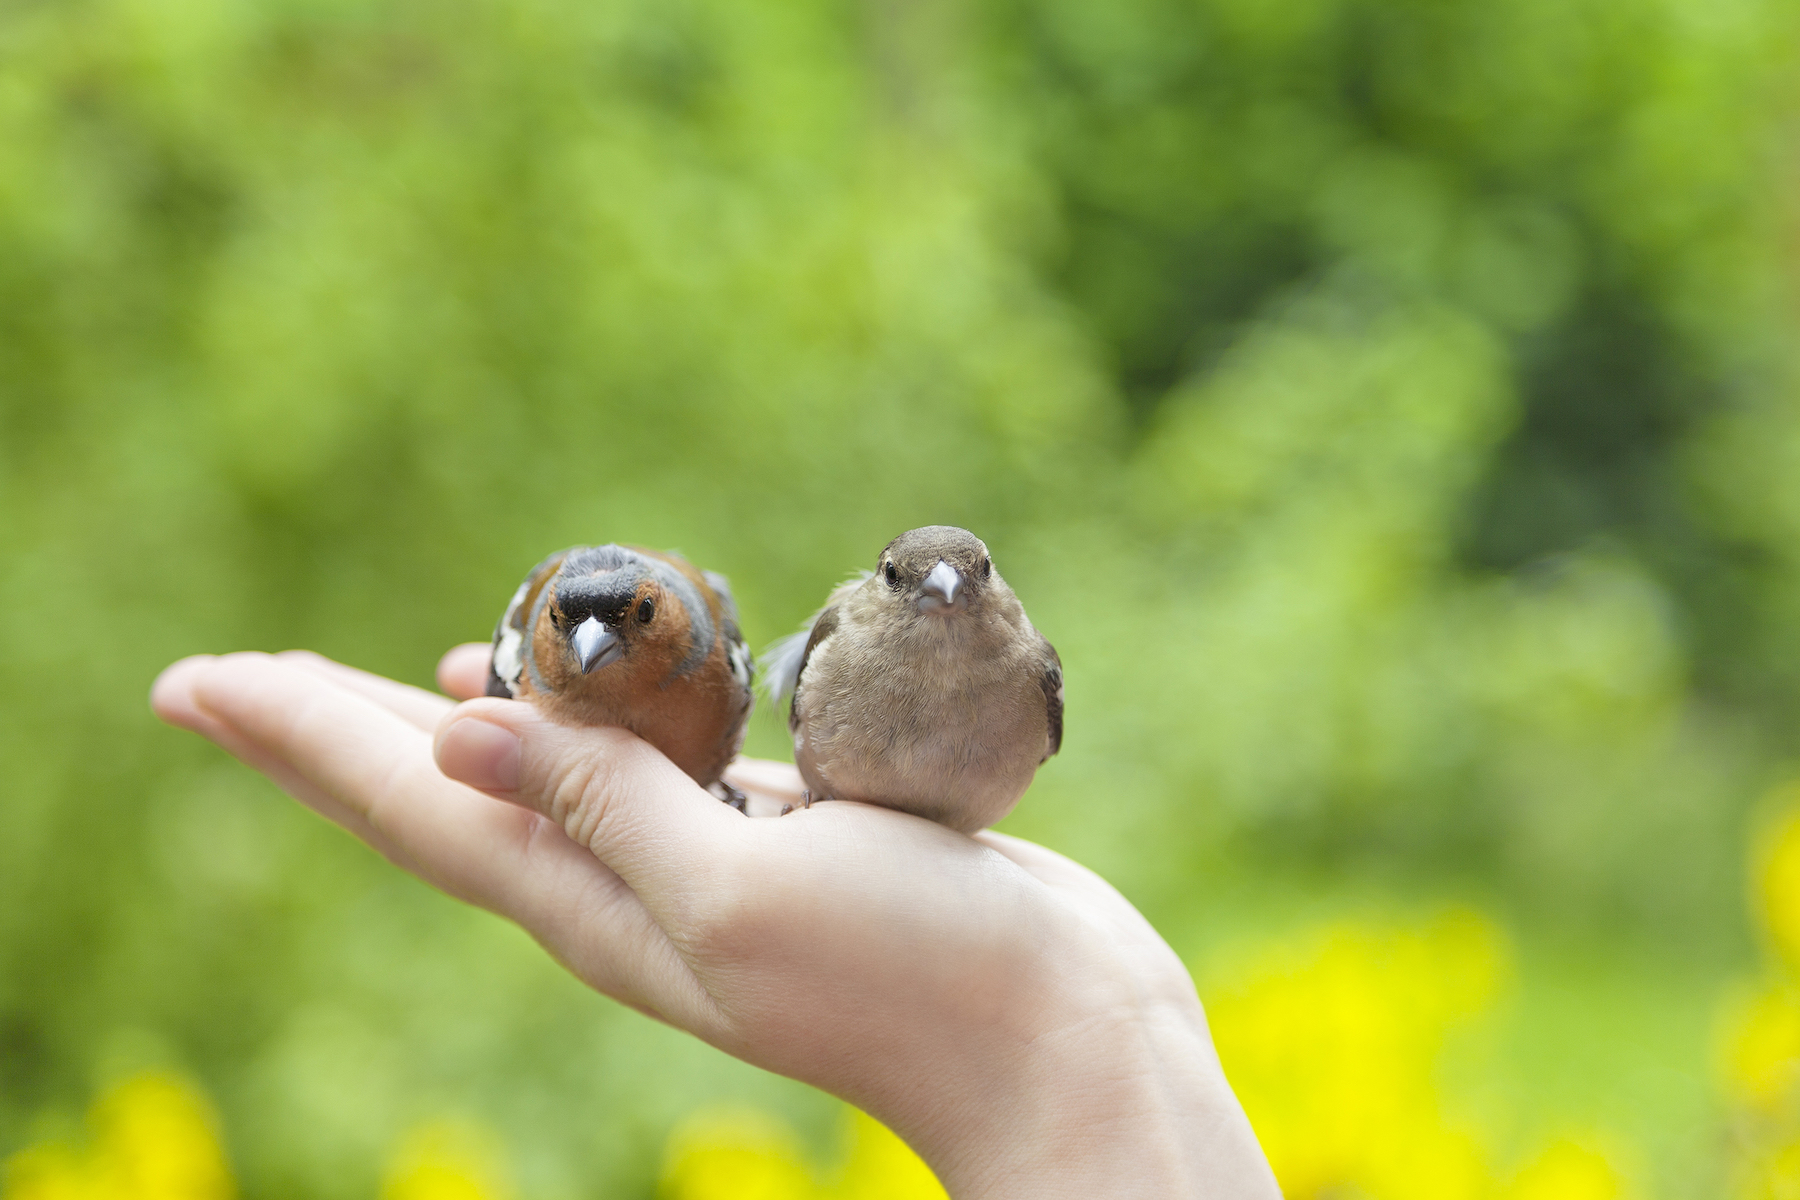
[778,790,818,818]
[715,781,749,815]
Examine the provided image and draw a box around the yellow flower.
[1757,786,1800,969]
[93,1077,233,1200]
[3,1073,233,1200]
[659,1108,817,1200]
[1204,912,1504,1200]
[1503,1140,1627,1200]
[826,1109,946,1200]
[1717,782,1800,1195]
[1754,1139,1800,1200]
[1719,981,1800,1111]
[659,1105,945,1200]
[379,1121,514,1200]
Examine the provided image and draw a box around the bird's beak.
[918,560,964,613]
[572,615,622,673]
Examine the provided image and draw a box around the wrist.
[899,972,1277,1199]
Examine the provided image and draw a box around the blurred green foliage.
[2,0,1797,1194]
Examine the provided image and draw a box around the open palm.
[152,645,1274,1199]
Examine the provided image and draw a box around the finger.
[435,699,740,910]
[438,643,494,701]
[155,656,395,845]
[276,650,454,732]
[154,654,715,1025]
[161,653,524,892]
[159,652,572,907]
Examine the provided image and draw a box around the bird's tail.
[758,571,870,706]
[757,628,811,706]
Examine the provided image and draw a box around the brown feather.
[500,545,752,788]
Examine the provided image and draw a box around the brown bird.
[763,526,1062,832]
[487,545,755,808]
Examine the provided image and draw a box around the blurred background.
[3,0,1800,1195]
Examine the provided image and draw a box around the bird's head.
[875,526,995,619]
[543,546,714,682]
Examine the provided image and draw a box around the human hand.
[151,647,1276,1199]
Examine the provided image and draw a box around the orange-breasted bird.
[763,526,1062,832]
[487,545,755,808]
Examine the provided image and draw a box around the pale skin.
[150,645,1280,1199]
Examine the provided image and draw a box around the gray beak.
[572,615,622,673]
[918,560,964,612]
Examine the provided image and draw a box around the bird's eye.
[883,561,899,586]
[637,597,656,623]
[981,557,991,578]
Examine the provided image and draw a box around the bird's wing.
[701,569,755,694]
[1037,635,1064,761]
[783,604,841,732]
[488,549,571,698]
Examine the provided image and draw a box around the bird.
[487,545,756,809]
[762,526,1062,833]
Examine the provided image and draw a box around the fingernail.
[438,717,521,791]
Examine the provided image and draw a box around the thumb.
[434,699,739,894]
